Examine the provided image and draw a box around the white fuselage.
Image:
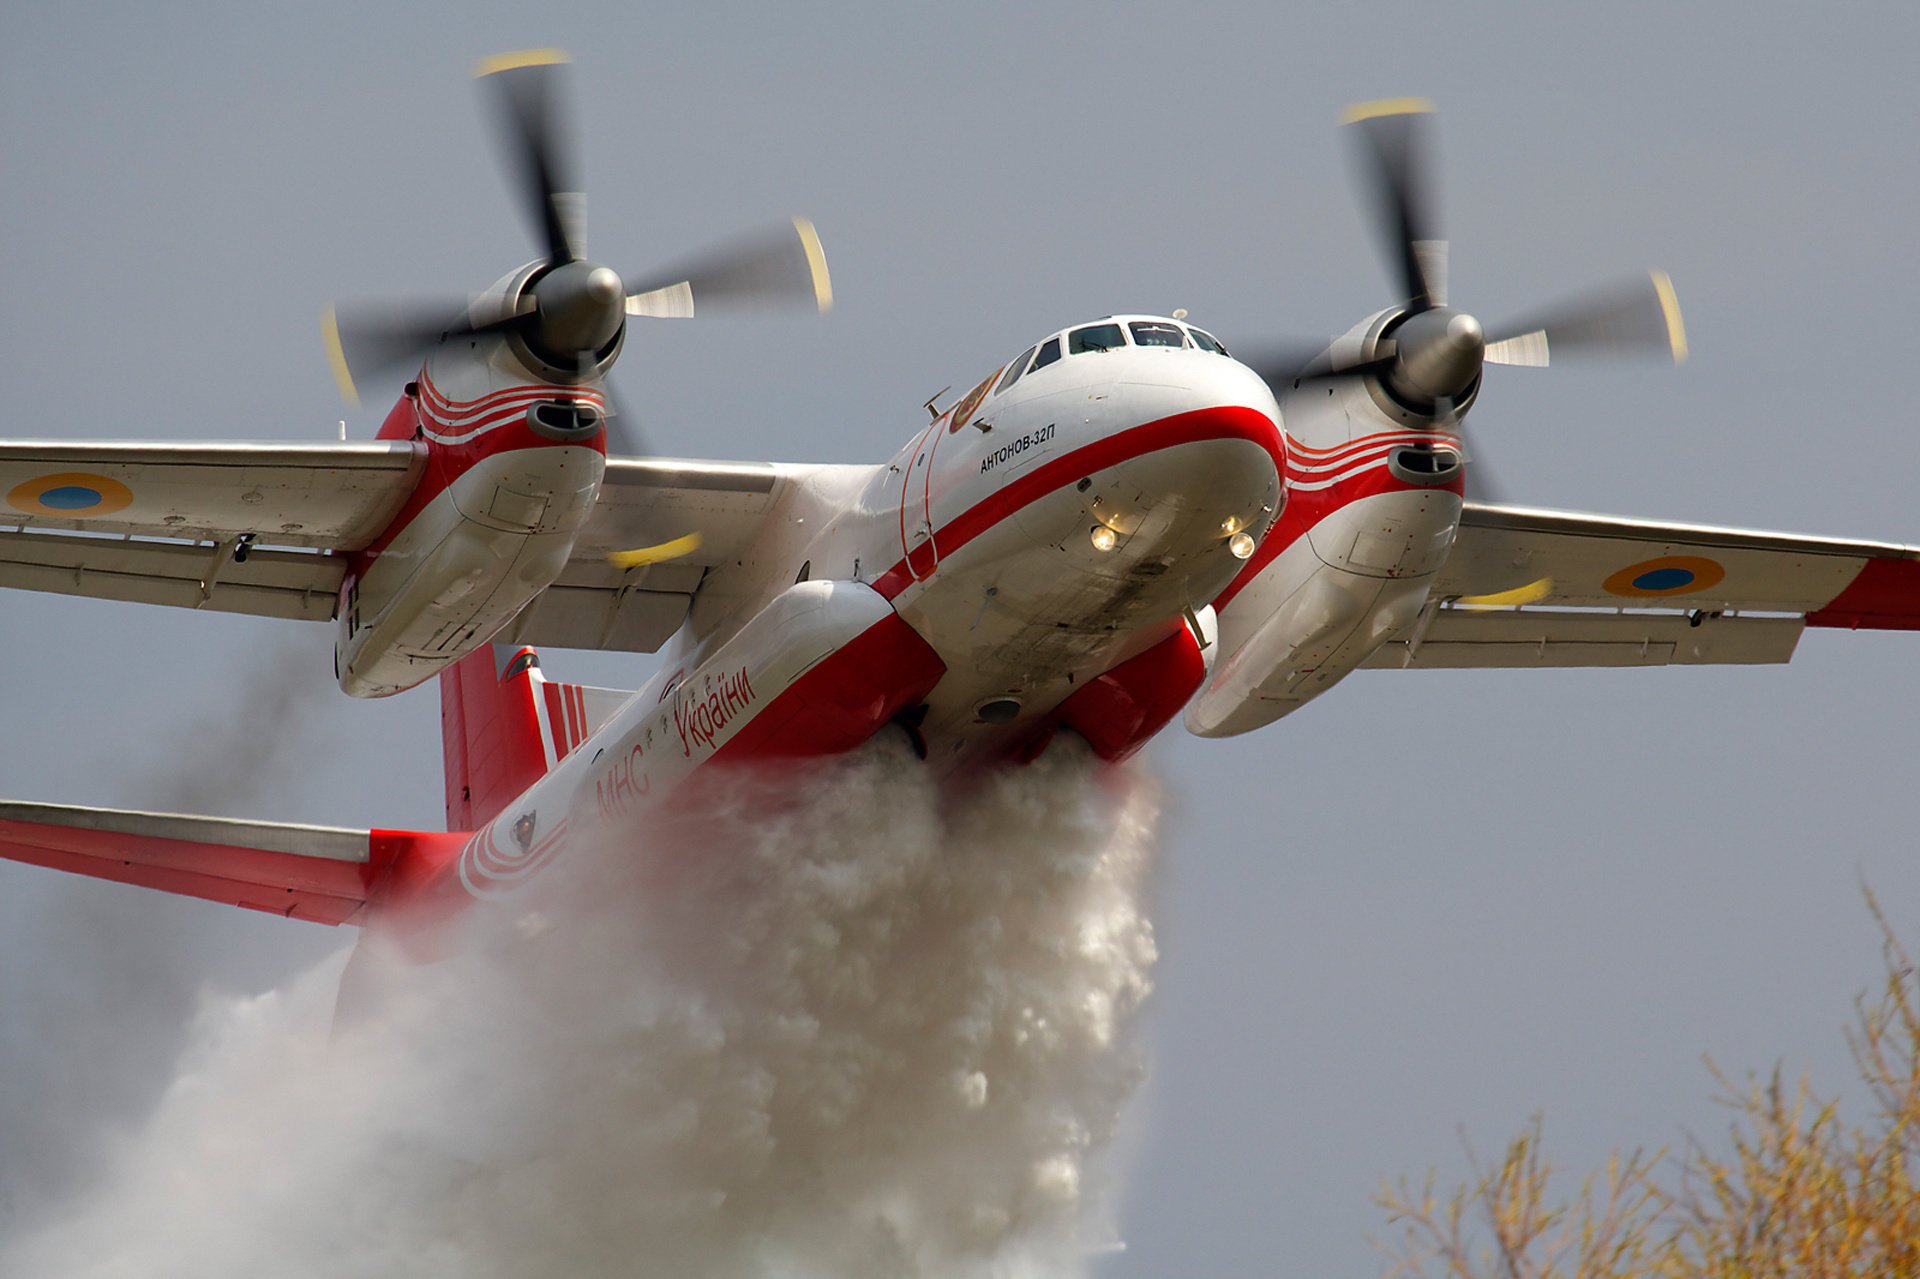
[372,313,1471,913]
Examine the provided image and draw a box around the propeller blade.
[474,49,584,264]
[321,300,500,408]
[624,218,832,318]
[1435,395,1504,504]
[576,351,649,458]
[1485,271,1688,367]
[602,404,647,458]
[606,532,703,570]
[1342,98,1446,309]
[1239,340,1355,390]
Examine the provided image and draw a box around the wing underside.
[0,801,389,925]
[0,440,421,623]
[1,445,835,651]
[500,456,851,652]
[1369,502,1920,670]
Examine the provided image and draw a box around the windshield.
[1068,323,1125,354]
[1129,320,1186,347]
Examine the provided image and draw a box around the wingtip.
[472,48,571,79]
[320,306,361,410]
[1340,97,1435,125]
[1650,270,1688,364]
[794,217,833,313]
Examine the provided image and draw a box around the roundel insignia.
[7,470,135,514]
[7,472,135,517]
[1602,554,1726,597]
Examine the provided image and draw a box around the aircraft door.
[905,419,940,580]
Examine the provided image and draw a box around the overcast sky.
[5,2,1920,1273]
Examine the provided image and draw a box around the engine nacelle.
[1186,490,1454,736]
[336,442,603,697]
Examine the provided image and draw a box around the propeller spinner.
[321,50,832,457]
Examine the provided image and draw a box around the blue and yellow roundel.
[1602,555,1726,597]
[6,472,134,517]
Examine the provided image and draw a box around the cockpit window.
[1068,322,1125,354]
[1030,336,1063,371]
[1189,327,1230,356]
[995,345,1037,395]
[1129,320,1187,348]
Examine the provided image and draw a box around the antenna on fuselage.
[922,386,951,421]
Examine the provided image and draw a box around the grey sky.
[4,2,1919,1272]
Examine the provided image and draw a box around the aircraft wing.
[1366,501,1920,670]
[1,444,839,650]
[0,440,423,621]
[501,456,855,653]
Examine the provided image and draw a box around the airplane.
[2,57,1917,953]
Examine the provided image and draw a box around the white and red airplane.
[3,60,1917,947]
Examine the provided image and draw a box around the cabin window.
[1129,320,1187,348]
[995,345,1037,394]
[1189,327,1230,356]
[1030,336,1063,371]
[1068,322,1125,354]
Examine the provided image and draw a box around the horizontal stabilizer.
[0,800,420,925]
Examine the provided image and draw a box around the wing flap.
[0,440,423,549]
[579,457,791,563]
[0,801,383,925]
[0,529,343,621]
[1366,608,1804,670]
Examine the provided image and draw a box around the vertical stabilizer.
[440,646,550,831]
[439,645,634,831]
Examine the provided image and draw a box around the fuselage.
[352,309,1468,916]
[665,315,1290,762]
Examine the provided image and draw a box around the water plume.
[0,633,343,1228]
[8,737,1162,1278]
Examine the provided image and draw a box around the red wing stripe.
[1807,557,1920,630]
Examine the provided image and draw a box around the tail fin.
[439,645,632,830]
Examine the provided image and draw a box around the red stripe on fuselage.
[1211,430,1464,611]
[873,405,1284,601]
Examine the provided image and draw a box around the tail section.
[439,644,631,830]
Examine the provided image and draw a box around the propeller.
[477,48,585,266]
[1249,98,1686,495]
[322,50,833,461]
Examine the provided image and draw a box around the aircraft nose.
[1087,413,1281,570]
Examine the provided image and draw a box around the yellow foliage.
[1376,893,1920,1279]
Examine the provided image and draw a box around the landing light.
[1090,525,1119,552]
[1229,531,1256,560]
